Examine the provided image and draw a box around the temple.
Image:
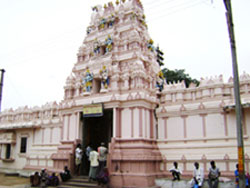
[0,0,250,187]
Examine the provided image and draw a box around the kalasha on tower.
[1,0,250,187]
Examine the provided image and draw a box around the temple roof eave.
[0,118,62,130]
[0,122,41,130]
[223,102,250,112]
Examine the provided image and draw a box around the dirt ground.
[0,173,29,186]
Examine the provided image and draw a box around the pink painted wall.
[157,75,250,177]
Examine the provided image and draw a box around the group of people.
[75,142,109,187]
[169,161,250,188]
[30,168,60,187]
[30,142,108,187]
[30,165,71,187]
[169,161,220,188]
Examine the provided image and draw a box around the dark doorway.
[81,108,113,175]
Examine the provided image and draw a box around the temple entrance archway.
[81,108,113,175]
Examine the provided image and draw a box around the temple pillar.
[109,138,162,188]
[108,104,163,188]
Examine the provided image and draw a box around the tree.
[161,68,200,88]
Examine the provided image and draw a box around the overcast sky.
[0,0,249,111]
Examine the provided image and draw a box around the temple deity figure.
[105,35,113,53]
[92,6,98,12]
[140,14,147,28]
[108,14,116,27]
[156,70,164,92]
[87,26,92,35]
[99,17,106,29]
[93,38,101,54]
[100,65,109,90]
[131,11,137,20]
[82,68,93,93]
[147,38,155,52]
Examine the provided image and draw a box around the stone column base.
[108,138,163,188]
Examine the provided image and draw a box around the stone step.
[61,181,97,187]
[58,186,94,188]
[57,176,98,188]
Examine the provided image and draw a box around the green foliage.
[161,68,200,88]
[156,48,199,88]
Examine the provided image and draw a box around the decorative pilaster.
[32,129,35,144]
[139,107,143,138]
[50,127,53,143]
[67,114,71,141]
[150,109,154,139]
[163,117,168,139]
[182,115,188,141]
[130,107,135,138]
[200,114,207,141]
[42,128,45,144]
[61,115,64,141]
[115,108,122,138]
[222,111,229,138]
[75,112,80,140]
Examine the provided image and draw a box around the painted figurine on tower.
[156,70,164,92]
[100,65,109,90]
[82,68,93,93]
[93,38,101,55]
[105,35,113,53]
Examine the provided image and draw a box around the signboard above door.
[83,103,103,117]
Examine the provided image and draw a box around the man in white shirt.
[169,161,182,181]
[75,144,82,176]
[89,149,99,181]
[190,162,204,188]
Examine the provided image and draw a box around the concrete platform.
[155,178,235,188]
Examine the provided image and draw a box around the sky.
[0,0,249,111]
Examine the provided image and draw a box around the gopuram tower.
[61,0,163,187]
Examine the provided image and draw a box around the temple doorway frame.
[80,108,113,175]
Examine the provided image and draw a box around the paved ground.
[0,173,29,188]
[0,173,59,188]
[0,173,236,188]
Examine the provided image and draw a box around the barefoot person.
[169,162,182,181]
[89,148,99,182]
[75,143,83,176]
